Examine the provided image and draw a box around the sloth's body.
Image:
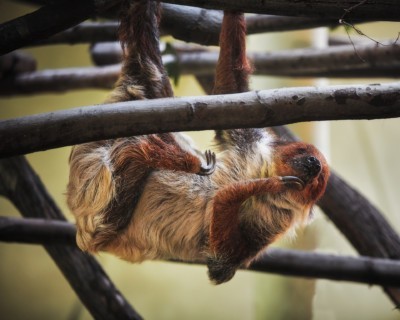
[67,1,329,284]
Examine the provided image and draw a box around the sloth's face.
[272,141,330,203]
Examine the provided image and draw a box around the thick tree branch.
[0,157,142,320]
[251,249,400,287]
[35,21,119,45]
[2,0,390,51]
[38,13,353,47]
[91,42,400,77]
[0,0,119,55]
[162,0,400,22]
[0,216,76,245]
[2,42,397,96]
[0,64,119,95]
[1,82,400,157]
[2,216,400,288]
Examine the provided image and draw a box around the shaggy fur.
[67,7,330,284]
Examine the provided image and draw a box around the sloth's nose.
[305,156,321,176]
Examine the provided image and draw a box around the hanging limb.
[1,81,400,157]
[273,126,400,306]
[2,216,400,288]
[0,0,120,55]
[0,157,142,320]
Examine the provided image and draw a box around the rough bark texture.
[162,0,400,21]
[0,157,142,320]
[1,82,400,157]
[0,0,119,55]
[90,41,400,77]
[0,65,119,95]
[3,216,400,287]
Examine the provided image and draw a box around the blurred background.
[1,1,400,319]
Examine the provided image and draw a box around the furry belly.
[107,170,214,262]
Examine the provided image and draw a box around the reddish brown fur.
[206,11,330,283]
[213,11,252,95]
[67,1,213,253]
[67,6,330,285]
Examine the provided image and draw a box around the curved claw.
[198,150,216,176]
[281,176,305,190]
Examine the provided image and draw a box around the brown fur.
[67,8,330,284]
[67,1,214,252]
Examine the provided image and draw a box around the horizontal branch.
[2,216,400,287]
[1,0,385,51]
[0,64,119,95]
[162,0,400,22]
[2,42,399,96]
[250,249,400,286]
[38,11,353,47]
[1,82,400,157]
[91,41,400,77]
[0,216,76,245]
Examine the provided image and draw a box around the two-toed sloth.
[67,1,329,284]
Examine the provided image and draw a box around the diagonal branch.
[2,216,400,288]
[1,82,400,157]
[2,0,394,52]
[0,0,120,55]
[0,157,142,320]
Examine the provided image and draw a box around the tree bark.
[1,82,400,157]
[0,216,76,245]
[3,0,393,52]
[38,15,348,47]
[0,64,119,95]
[90,41,400,77]
[0,156,142,320]
[162,0,400,21]
[0,0,119,55]
[3,216,400,288]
